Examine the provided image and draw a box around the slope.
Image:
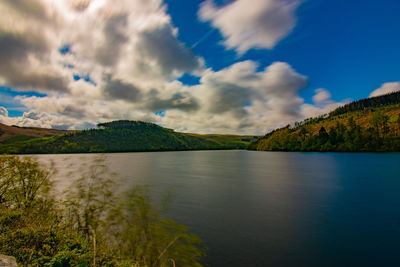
[0,123,70,144]
[250,92,400,152]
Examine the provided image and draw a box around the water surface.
[36,151,400,266]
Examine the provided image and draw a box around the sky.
[0,0,399,134]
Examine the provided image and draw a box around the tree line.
[330,91,400,116]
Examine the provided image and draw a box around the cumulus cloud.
[102,74,142,102]
[0,0,348,135]
[1,0,51,23]
[198,0,301,54]
[0,0,201,93]
[312,88,331,104]
[0,106,8,117]
[95,14,129,67]
[369,82,400,97]
[0,30,69,92]
[153,61,310,134]
[68,0,91,12]
[0,110,96,130]
[146,89,200,112]
[198,61,307,118]
[135,24,203,78]
[3,59,346,134]
[0,1,70,93]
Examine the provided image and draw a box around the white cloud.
[0,106,8,117]
[1,59,348,134]
[369,82,400,97]
[198,0,301,54]
[0,110,95,130]
[0,0,348,135]
[158,61,309,134]
[0,0,202,94]
[312,88,331,104]
[0,0,71,92]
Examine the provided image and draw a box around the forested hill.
[0,120,255,154]
[249,94,400,152]
[330,91,400,116]
[97,120,167,130]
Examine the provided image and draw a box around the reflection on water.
[35,151,400,266]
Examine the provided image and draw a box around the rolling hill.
[0,120,257,154]
[0,123,70,144]
[249,92,400,152]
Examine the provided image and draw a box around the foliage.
[0,156,53,210]
[106,186,204,267]
[0,210,92,266]
[0,156,205,266]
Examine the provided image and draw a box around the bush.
[0,155,205,266]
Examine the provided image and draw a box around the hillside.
[330,91,400,116]
[0,123,70,144]
[0,120,255,154]
[250,92,400,152]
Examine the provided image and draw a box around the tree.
[107,186,204,267]
[63,156,205,266]
[318,127,329,145]
[0,158,12,205]
[0,156,53,210]
[328,127,338,148]
[371,111,389,137]
[0,156,92,266]
[299,127,308,141]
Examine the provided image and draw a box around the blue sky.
[167,0,400,101]
[0,0,399,134]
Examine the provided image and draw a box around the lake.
[35,151,400,266]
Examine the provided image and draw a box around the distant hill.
[0,120,257,154]
[0,123,70,144]
[250,92,400,152]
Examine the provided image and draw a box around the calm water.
[35,151,400,266]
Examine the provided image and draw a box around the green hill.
[250,92,400,152]
[0,120,256,154]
